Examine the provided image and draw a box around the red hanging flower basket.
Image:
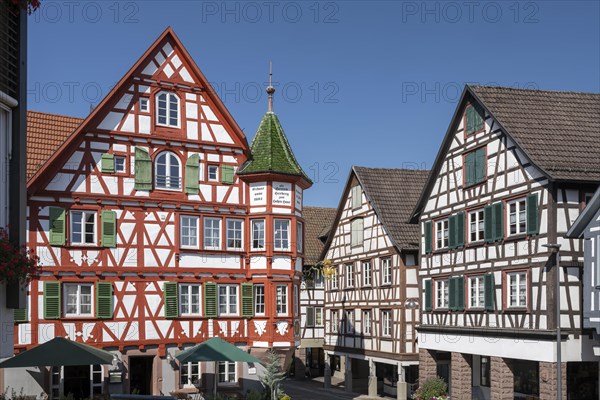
[0,228,40,285]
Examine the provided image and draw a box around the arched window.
[156,92,179,127]
[155,151,181,190]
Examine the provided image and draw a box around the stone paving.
[281,377,394,400]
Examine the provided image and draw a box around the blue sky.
[28,1,600,207]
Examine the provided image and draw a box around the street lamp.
[543,243,562,400]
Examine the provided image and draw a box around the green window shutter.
[221,165,235,185]
[49,207,66,246]
[163,282,178,319]
[456,212,465,248]
[456,276,465,311]
[424,280,432,312]
[464,152,475,187]
[475,148,486,183]
[484,205,493,243]
[101,153,115,173]
[484,274,495,311]
[466,106,475,135]
[134,147,152,190]
[424,221,432,254]
[448,215,456,249]
[474,103,485,131]
[241,283,254,317]
[101,210,117,248]
[184,154,200,194]
[14,305,27,323]
[493,202,504,241]
[448,278,456,311]
[527,193,539,235]
[44,281,61,320]
[96,282,113,319]
[204,282,218,318]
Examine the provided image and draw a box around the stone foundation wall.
[539,362,567,400]
[490,357,513,400]
[450,352,472,399]
[418,348,437,384]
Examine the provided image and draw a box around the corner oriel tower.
[238,64,312,359]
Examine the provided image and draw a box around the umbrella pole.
[214,360,217,399]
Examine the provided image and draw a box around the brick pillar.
[418,349,437,384]
[539,362,567,400]
[491,357,513,400]
[450,352,472,399]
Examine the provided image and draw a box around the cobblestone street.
[281,377,393,400]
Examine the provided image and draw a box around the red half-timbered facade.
[7,27,311,397]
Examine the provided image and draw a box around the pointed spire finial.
[266,61,275,112]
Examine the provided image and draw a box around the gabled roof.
[27,111,83,180]
[28,27,248,192]
[322,167,429,258]
[411,85,600,222]
[237,112,311,184]
[567,186,600,238]
[303,206,336,265]
[470,86,600,181]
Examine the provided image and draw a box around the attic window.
[465,103,484,135]
[156,91,179,128]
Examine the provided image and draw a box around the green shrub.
[413,376,448,400]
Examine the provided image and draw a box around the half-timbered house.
[410,85,600,400]
[566,186,600,398]
[295,206,335,379]
[5,27,311,397]
[0,0,27,360]
[322,167,428,399]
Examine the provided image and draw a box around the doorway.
[129,356,154,395]
[63,365,90,399]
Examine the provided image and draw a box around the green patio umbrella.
[0,337,114,368]
[176,337,261,397]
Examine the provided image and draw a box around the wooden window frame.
[156,91,181,128]
[225,218,244,251]
[207,164,219,182]
[217,284,238,316]
[203,216,222,250]
[466,274,485,310]
[506,197,527,237]
[275,284,288,316]
[362,260,372,287]
[155,151,182,191]
[434,217,449,251]
[63,282,94,318]
[331,309,339,333]
[69,209,97,246]
[434,277,450,310]
[381,257,392,285]
[179,214,200,249]
[502,269,530,311]
[345,263,355,288]
[180,361,202,387]
[468,208,485,244]
[251,219,265,251]
[330,267,339,290]
[273,219,291,251]
[381,309,392,338]
[254,284,265,316]
[179,283,202,316]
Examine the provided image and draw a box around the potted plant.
[413,376,449,400]
[0,228,40,308]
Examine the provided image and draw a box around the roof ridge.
[469,84,600,96]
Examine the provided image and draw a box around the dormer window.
[156,92,179,127]
[155,151,181,190]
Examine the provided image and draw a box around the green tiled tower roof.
[238,111,312,183]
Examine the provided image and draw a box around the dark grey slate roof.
[353,167,429,251]
[470,85,600,182]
